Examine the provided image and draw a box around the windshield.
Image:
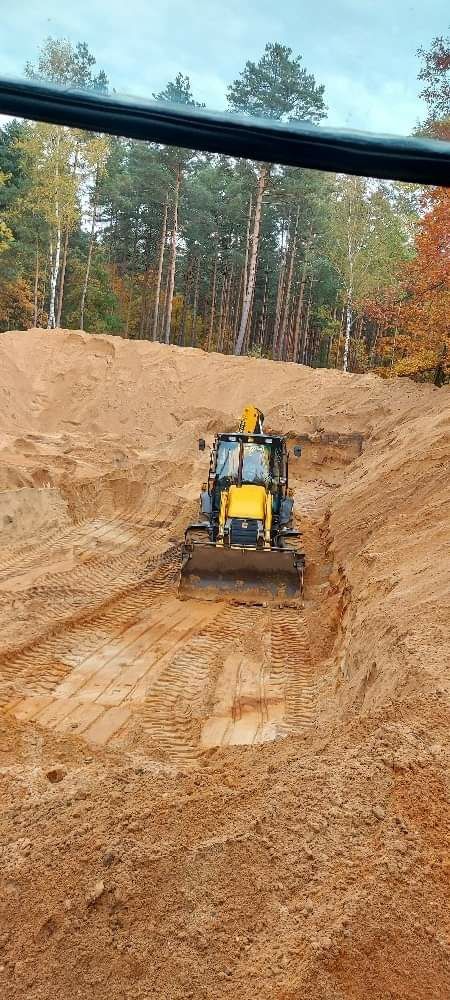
[216,441,240,481]
[1,3,449,140]
[0,24,447,376]
[242,444,271,485]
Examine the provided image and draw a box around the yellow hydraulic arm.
[239,405,264,434]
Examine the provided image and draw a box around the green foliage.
[25,37,108,92]
[0,218,13,253]
[0,33,437,382]
[0,173,14,252]
[247,344,264,359]
[154,73,204,108]
[417,33,450,137]
[227,42,326,123]
[63,251,122,334]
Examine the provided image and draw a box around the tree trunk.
[179,256,193,346]
[312,328,320,367]
[272,260,286,359]
[242,194,253,304]
[243,250,259,355]
[48,231,60,329]
[225,269,237,354]
[233,267,244,344]
[56,228,69,327]
[301,277,314,364]
[292,234,312,363]
[342,202,355,372]
[161,260,171,341]
[217,270,227,353]
[207,256,217,351]
[356,314,364,346]
[127,220,141,339]
[191,256,201,346]
[47,133,61,330]
[55,145,80,329]
[369,318,385,368]
[151,196,168,341]
[33,242,39,327]
[164,166,181,345]
[80,169,99,331]
[343,293,352,372]
[257,268,269,353]
[293,275,306,363]
[285,284,297,360]
[234,165,269,355]
[277,205,300,361]
[272,214,291,358]
[39,268,48,327]
[222,265,234,352]
[328,328,335,367]
[139,263,152,340]
[334,305,346,368]
[124,281,132,338]
[48,226,61,329]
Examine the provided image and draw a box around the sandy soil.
[0,327,448,999]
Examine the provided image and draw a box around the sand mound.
[0,328,448,999]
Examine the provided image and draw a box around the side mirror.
[198,438,206,451]
[293,446,302,458]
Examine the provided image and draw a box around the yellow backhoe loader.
[179,406,304,604]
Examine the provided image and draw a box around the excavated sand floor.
[0,328,448,1000]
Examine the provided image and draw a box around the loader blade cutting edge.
[179,544,303,605]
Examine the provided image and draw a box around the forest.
[0,35,448,377]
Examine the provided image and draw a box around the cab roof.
[217,433,284,445]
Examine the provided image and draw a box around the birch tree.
[22,37,108,328]
[25,36,108,93]
[16,123,79,328]
[79,136,110,329]
[327,177,409,371]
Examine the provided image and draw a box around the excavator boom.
[239,405,265,434]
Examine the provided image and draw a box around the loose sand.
[0,328,448,999]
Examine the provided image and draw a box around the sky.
[1,0,448,135]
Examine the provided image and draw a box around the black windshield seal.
[0,77,449,185]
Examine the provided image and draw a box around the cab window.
[216,441,240,481]
[242,444,271,484]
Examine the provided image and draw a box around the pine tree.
[154,74,203,344]
[227,43,326,355]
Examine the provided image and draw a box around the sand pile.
[0,328,448,999]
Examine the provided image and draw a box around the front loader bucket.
[179,543,304,605]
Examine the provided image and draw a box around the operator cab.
[197,432,294,545]
[213,433,284,491]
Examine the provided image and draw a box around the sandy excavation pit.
[0,329,449,1000]
[0,438,344,760]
